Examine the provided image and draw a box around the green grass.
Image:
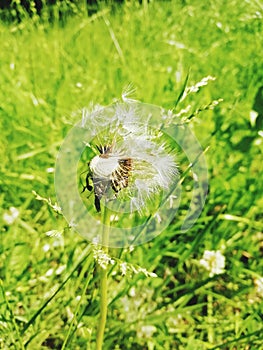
[1,0,263,349]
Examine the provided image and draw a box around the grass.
[1,0,263,349]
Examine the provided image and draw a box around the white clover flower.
[200,250,226,277]
[81,101,178,214]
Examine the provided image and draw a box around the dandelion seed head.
[82,101,178,214]
[56,94,210,247]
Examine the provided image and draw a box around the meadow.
[0,0,263,349]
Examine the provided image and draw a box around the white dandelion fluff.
[81,101,178,214]
[56,97,211,247]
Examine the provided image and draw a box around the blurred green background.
[1,1,263,349]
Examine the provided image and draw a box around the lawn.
[0,0,263,349]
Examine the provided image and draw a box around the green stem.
[96,204,110,350]
[207,293,214,344]
[0,280,25,350]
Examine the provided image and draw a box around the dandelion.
[199,250,226,277]
[81,101,178,214]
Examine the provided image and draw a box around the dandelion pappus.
[82,144,133,212]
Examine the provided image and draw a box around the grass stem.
[96,204,110,350]
[207,293,214,344]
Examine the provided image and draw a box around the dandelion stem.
[96,204,110,350]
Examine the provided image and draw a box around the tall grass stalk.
[96,204,110,350]
[207,293,214,344]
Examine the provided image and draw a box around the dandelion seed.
[121,83,137,103]
[154,212,162,224]
[192,172,198,181]
[199,250,225,277]
[169,195,177,208]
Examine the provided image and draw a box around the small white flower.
[93,247,115,269]
[137,325,157,339]
[255,277,263,296]
[46,167,54,173]
[120,262,128,275]
[129,286,136,297]
[45,268,54,277]
[42,244,50,252]
[110,214,119,222]
[45,230,62,237]
[3,207,20,225]
[200,250,225,277]
[56,265,66,275]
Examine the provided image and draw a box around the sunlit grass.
[1,1,263,349]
